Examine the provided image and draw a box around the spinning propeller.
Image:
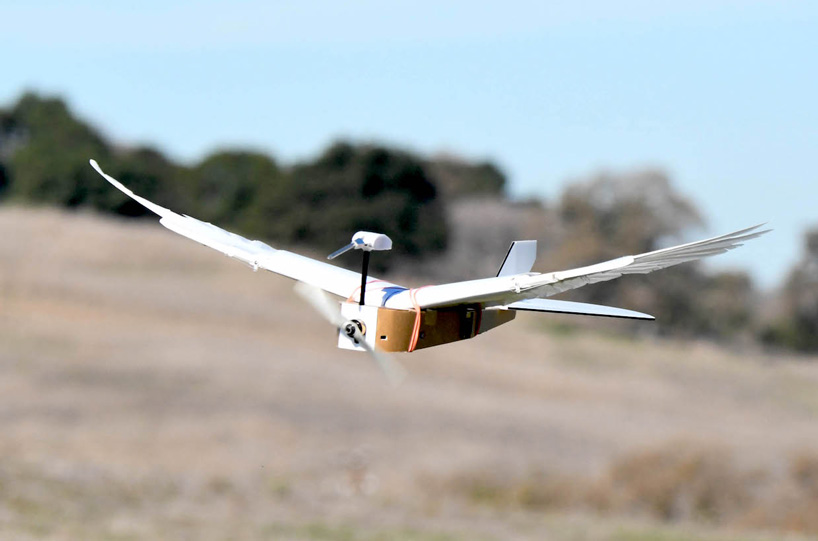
[294,282,407,387]
[296,232,404,386]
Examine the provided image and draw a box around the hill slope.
[1,207,817,540]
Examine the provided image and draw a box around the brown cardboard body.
[374,305,516,352]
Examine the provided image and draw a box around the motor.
[343,320,366,343]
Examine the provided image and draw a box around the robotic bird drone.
[90,160,768,384]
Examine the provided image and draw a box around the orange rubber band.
[407,285,432,352]
[346,279,390,304]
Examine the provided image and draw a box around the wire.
[346,280,389,304]
[407,286,431,352]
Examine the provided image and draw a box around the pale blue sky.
[2,1,816,288]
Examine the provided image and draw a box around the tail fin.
[496,240,537,277]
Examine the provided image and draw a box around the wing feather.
[523,224,770,297]
[383,224,769,310]
[90,159,403,300]
[96,154,767,312]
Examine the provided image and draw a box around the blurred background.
[2,1,817,539]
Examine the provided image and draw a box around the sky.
[2,0,816,288]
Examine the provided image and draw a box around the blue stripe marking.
[380,286,408,306]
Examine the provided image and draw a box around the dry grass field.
[2,206,818,540]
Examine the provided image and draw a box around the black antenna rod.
[359,251,371,306]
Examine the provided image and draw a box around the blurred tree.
[426,197,556,281]
[550,169,704,307]
[184,150,282,230]
[557,168,704,258]
[697,271,755,338]
[96,147,183,217]
[636,268,755,339]
[257,141,447,268]
[0,93,450,268]
[0,161,8,199]
[544,168,757,338]
[3,92,112,207]
[761,228,818,352]
[1,106,25,192]
[426,155,506,199]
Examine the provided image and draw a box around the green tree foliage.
[184,150,282,229]
[0,109,17,198]
[252,142,447,266]
[762,229,818,352]
[0,94,448,269]
[0,161,8,198]
[3,93,112,207]
[0,93,191,216]
[100,147,183,217]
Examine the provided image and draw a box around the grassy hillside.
[1,207,817,540]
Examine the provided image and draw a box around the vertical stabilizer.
[496,240,537,277]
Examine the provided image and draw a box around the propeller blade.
[294,282,346,327]
[294,282,407,386]
[349,325,407,387]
